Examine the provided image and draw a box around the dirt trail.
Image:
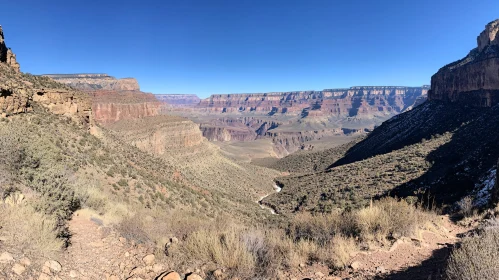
[333,216,470,280]
[55,211,158,280]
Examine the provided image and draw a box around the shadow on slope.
[331,101,483,168]
[381,246,449,280]
[377,103,499,206]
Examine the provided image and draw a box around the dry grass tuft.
[0,204,64,257]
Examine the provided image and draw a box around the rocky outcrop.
[42,74,140,91]
[429,19,499,107]
[155,94,200,106]
[0,26,20,72]
[0,62,91,123]
[91,90,162,124]
[201,125,257,142]
[197,86,428,117]
[106,115,204,154]
[33,88,92,122]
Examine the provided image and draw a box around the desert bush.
[457,195,474,218]
[446,228,499,280]
[186,227,255,278]
[116,214,151,244]
[0,203,64,257]
[320,234,358,269]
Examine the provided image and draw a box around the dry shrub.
[356,198,439,242]
[457,195,474,218]
[0,204,64,257]
[289,211,345,244]
[185,227,255,278]
[446,228,499,279]
[116,214,151,244]
[321,234,357,269]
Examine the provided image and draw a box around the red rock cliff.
[91,90,162,125]
[198,86,428,118]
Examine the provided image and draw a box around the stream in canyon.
[257,183,282,214]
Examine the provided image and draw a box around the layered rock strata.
[42,74,140,91]
[197,86,428,117]
[155,94,200,106]
[91,90,162,124]
[429,20,499,107]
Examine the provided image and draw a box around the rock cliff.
[429,19,499,106]
[106,115,204,154]
[91,90,162,124]
[0,26,20,72]
[0,60,91,123]
[155,94,200,106]
[197,86,428,117]
[42,74,140,91]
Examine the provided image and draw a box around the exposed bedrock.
[0,26,20,72]
[91,90,162,125]
[155,94,200,106]
[429,20,499,107]
[42,74,140,91]
[197,86,428,118]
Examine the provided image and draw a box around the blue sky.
[1,0,498,97]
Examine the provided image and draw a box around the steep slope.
[105,115,280,202]
[0,26,20,72]
[265,19,499,213]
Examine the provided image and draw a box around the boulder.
[142,254,155,265]
[0,252,14,263]
[350,261,361,270]
[12,263,25,275]
[44,260,62,273]
[186,273,204,280]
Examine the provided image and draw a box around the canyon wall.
[429,19,499,107]
[43,74,140,91]
[155,94,200,106]
[91,90,162,124]
[197,86,428,117]
[0,26,20,72]
[106,115,204,155]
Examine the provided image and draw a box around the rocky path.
[330,216,470,280]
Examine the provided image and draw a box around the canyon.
[161,86,428,159]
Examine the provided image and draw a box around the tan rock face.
[42,74,140,91]
[429,19,499,107]
[478,20,499,52]
[91,90,162,124]
[33,88,92,122]
[106,115,204,154]
[0,26,20,72]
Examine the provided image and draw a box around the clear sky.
[1,0,498,97]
